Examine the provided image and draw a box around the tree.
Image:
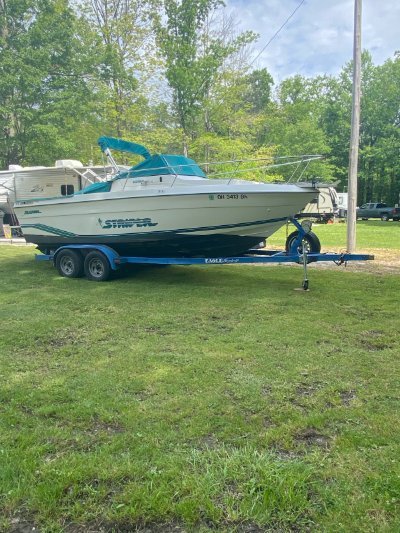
[78,0,160,140]
[259,75,335,181]
[0,0,95,167]
[319,52,400,203]
[157,0,256,155]
[244,68,274,114]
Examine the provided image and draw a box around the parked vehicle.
[0,161,114,235]
[392,207,400,221]
[356,203,397,221]
[337,192,348,218]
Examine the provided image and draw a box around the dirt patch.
[315,247,400,274]
[294,428,331,449]
[289,382,324,412]
[231,522,267,532]
[143,326,168,336]
[9,519,39,533]
[88,416,125,435]
[273,448,304,461]
[261,385,272,396]
[295,382,323,397]
[35,328,87,351]
[261,245,399,274]
[339,390,356,406]
[63,521,270,533]
[358,330,394,351]
[64,521,187,532]
[263,417,274,428]
[198,433,219,449]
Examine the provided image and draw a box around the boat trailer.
[35,219,374,290]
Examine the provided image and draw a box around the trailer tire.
[84,251,111,281]
[285,230,321,255]
[56,249,84,278]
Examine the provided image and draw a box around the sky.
[226,0,399,81]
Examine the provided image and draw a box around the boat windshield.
[117,154,207,180]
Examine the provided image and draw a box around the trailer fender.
[53,244,120,270]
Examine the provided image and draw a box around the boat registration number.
[215,194,248,200]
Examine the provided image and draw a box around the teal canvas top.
[119,154,206,179]
[75,137,207,195]
[98,136,151,159]
[75,181,112,195]
[98,136,205,179]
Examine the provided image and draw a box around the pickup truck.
[357,203,399,221]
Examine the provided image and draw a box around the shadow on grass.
[1,250,302,291]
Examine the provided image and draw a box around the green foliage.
[0,0,398,201]
[244,68,274,113]
[0,0,96,166]
[317,52,400,203]
[156,0,257,152]
[260,76,336,182]
[78,0,160,139]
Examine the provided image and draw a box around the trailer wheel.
[84,251,111,281]
[56,249,84,278]
[286,230,321,255]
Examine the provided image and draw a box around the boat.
[13,137,319,257]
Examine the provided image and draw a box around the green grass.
[268,219,400,250]
[0,225,399,532]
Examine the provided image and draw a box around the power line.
[249,0,306,68]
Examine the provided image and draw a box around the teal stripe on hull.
[20,223,76,237]
[20,216,287,239]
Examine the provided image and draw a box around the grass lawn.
[0,221,399,532]
[268,219,400,250]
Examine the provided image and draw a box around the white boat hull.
[15,182,317,257]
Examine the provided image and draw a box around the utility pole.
[347,0,362,252]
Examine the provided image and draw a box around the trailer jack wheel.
[286,230,321,255]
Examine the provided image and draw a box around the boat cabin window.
[61,184,74,196]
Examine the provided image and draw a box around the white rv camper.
[0,161,114,235]
[297,185,339,222]
[337,192,348,217]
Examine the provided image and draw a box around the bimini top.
[98,136,152,160]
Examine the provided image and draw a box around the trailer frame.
[35,218,374,290]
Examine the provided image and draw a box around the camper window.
[61,184,74,196]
